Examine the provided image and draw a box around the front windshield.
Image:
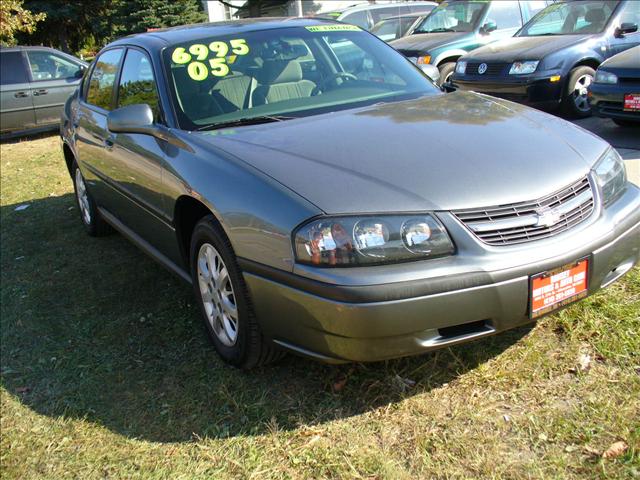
[414,1,488,33]
[163,25,439,130]
[518,1,619,36]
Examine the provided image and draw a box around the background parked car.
[390,0,553,84]
[0,46,87,139]
[451,0,640,118]
[316,1,437,31]
[589,45,640,126]
[371,13,430,42]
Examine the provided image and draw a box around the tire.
[561,66,595,118]
[438,62,456,86]
[613,118,639,128]
[71,161,112,236]
[190,215,284,368]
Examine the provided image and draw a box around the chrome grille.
[453,177,594,246]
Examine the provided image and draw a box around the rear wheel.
[72,161,112,236]
[438,62,456,86]
[561,66,595,118]
[190,215,284,368]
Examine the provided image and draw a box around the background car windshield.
[371,17,402,40]
[163,26,438,130]
[414,1,488,33]
[518,1,619,36]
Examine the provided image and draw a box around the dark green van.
[390,0,553,84]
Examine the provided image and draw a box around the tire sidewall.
[438,62,456,86]
[190,218,252,366]
[72,162,99,236]
[563,66,595,118]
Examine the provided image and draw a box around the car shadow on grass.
[0,194,532,443]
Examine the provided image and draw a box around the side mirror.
[74,65,87,78]
[615,22,638,37]
[107,104,156,135]
[481,21,497,34]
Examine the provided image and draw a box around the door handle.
[33,89,48,96]
[14,91,29,98]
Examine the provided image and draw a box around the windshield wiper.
[195,115,295,131]
[423,28,456,33]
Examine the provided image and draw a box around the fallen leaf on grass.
[14,204,30,211]
[602,441,628,459]
[583,445,601,457]
[569,353,592,374]
[333,376,348,392]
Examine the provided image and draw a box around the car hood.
[193,91,607,214]
[600,45,640,70]
[464,34,593,61]
[390,32,470,54]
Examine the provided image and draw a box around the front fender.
[163,132,322,272]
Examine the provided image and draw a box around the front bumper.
[590,82,640,122]
[452,74,564,109]
[243,183,640,363]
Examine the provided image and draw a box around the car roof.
[337,1,437,14]
[108,17,350,50]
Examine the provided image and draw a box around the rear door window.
[0,52,29,85]
[86,49,124,110]
[26,51,80,81]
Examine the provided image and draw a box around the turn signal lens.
[550,75,561,82]
[417,55,431,65]
[294,215,454,267]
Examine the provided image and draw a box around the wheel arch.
[62,142,75,177]
[174,195,228,269]
[571,57,601,72]
[434,51,466,67]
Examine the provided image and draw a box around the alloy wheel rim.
[572,74,593,112]
[197,243,238,347]
[75,168,91,225]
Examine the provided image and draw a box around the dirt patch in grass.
[1,136,639,479]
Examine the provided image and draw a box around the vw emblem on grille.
[478,63,488,74]
[535,207,561,227]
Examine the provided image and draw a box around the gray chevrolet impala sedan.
[60,19,640,368]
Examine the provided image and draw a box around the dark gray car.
[1,46,86,138]
[60,19,640,369]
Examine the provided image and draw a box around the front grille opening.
[438,320,492,340]
[452,177,595,246]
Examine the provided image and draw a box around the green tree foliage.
[115,0,208,33]
[15,0,206,55]
[0,0,46,45]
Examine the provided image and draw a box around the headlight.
[595,70,618,84]
[293,214,454,266]
[509,61,539,75]
[593,148,627,206]
[455,60,467,75]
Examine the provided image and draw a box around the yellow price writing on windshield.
[171,39,250,81]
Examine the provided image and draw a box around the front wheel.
[72,161,112,236]
[561,66,595,118]
[190,216,284,368]
[437,62,456,86]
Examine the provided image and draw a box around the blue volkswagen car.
[451,0,640,117]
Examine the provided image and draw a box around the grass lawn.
[1,135,639,479]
